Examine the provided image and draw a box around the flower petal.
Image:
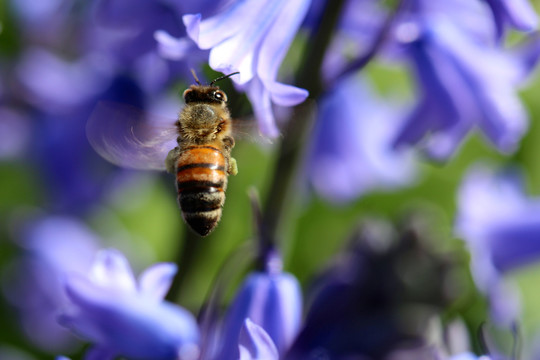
[219,270,302,359]
[138,263,177,301]
[183,14,202,44]
[154,30,192,61]
[245,78,280,138]
[89,249,137,293]
[266,81,308,107]
[61,272,200,359]
[257,0,311,80]
[238,319,279,360]
[183,0,268,50]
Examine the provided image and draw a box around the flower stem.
[261,0,346,248]
[165,226,200,302]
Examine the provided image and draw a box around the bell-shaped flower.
[450,354,493,360]
[455,164,540,324]
[0,107,31,159]
[391,1,529,160]
[216,250,302,359]
[238,319,279,360]
[179,0,311,137]
[287,219,459,359]
[16,47,112,113]
[304,74,417,203]
[482,0,538,39]
[2,215,100,352]
[58,249,199,360]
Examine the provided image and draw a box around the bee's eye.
[183,89,194,103]
[213,90,226,102]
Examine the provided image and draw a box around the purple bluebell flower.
[16,47,112,113]
[305,74,417,203]
[216,250,302,359]
[90,0,183,62]
[483,0,538,39]
[2,215,100,352]
[9,0,79,46]
[287,219,459,359]
[449,353,493,360]
[390,1,529,160]
[320,0,387,84]
[455,165,540,324]
[238,319,279,360]
[178,0,311,137]
[58,249,200,360]
[89,0,212,93]
[0,107,31,159]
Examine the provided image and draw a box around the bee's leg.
[228,157,238,176]
[165,147,180,174]
[223,136,235,152]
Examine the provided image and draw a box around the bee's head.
[183,86,228,104]
[182,70,239,104]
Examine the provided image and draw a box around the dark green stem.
[261,0,346,247]
[165,226,200,303]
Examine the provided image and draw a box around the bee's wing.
[86,101,178,171]
[231,117,274,145]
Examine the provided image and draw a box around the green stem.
[261,0,346,248]
[165,226,200,303]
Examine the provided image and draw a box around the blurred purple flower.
[391,1,529,160]
[16,47,112,113]
[238,319,279,360]
[2,215,100,352]
[0,107,31,159]
[483,0,538,39]
[305,75,417,203]
[176,0,311,137]
[8,0,78,46]
[89,0,212,93]
[59,249,200,360]
[90,0,184,62]
[449,353,493,360]
[455,164,540,324]
[287,220,458,359]
[321,0,387,83]
[217,251,302,359]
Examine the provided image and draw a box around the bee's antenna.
[210,71,240,86]
[190,69,202,85]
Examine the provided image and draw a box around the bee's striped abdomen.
[176,145,228,236]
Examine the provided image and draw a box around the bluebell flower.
[16,47,112,113]
[483,0,538,39]
[455,164,540,324]
[450,353,493,360]
[0,107,31,159]
[238,319,279,360]
[90,0,184,62]
[9,0,78,46]
[287,219,459,359]
[89,0,204,93]
[58,249,200,360]
[15,47,158,213]
[217,250,302,359]
[390,0,529,160]
[320,0,387,83]
[2,215,100,352]
[175,0,311,137]
[305,74,417,203]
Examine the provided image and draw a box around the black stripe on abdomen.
[176,162,226,173]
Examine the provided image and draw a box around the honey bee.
[87,71,239,236]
